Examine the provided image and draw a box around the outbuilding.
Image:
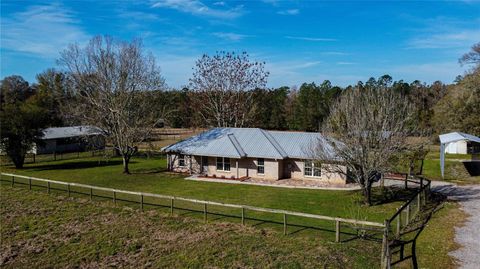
[33,126,105,154]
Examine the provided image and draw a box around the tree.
[35,68,72,126]
[459,42,480,66]
[189,51,269,127]
[316,86,415,205]
[58,36,166,174]
[0,76,50,168]
[433,43,480,136]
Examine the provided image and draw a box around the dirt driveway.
[432,184,480,269]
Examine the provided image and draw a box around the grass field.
[0,155,404,225]
[0,154,465,268]
[0,185,381,268]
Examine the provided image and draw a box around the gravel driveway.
[432,183,480,269]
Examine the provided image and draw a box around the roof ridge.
[260,129,288,158]
[227,133,246,157]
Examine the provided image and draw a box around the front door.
[201,156,208,174]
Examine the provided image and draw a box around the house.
[33,126,105,154]
[162,128,347,185]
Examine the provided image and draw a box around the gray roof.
[42,126,103,140]
[162,128,338,160]
[439,132,480,144]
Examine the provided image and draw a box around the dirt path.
[432,183,480,269]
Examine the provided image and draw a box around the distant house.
[33,126,105,154]
[162,128,347,184]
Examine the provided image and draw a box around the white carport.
[439,132,480,178]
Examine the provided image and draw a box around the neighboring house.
[162,128,347,185]
[33,126,105,154]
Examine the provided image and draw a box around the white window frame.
[216,157,231,172]
[178,154,185,167]
[257,158,265,175]
[304,160,321,177]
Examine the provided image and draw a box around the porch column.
[166,154,170,171]
[236,159,239,179]
[189,155,193,175]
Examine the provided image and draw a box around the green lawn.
[0,154,464,268]
[421,151,480,184]
[0,155,405,225]
[0,185,382,268]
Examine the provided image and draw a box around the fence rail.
[0,172,384,241]
[380,174,431,269]
[1,172,433,268]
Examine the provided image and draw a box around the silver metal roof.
[42,126,103,140]
[162,128,338,160]
[439,132,480,144]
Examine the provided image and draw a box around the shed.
[439,132,480,177]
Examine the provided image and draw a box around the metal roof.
[162,128,338,160]
[439,132,480,144]
[439,132,480,178]
[42,126,104,140]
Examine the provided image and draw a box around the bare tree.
[58,36,166,174]
[315,86,415,205]
[459,42,480,66]
[189,51,269,127]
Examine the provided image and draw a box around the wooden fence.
[0,149,110,166]
[1,172,384,242]
[380,174,431,269]
[1,172,432,268]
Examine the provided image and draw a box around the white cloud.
[277,9,299,15]
[285,36,337,42]
[1,4,89,58]
[151,0,244,19]
[408,29,480,49]
[212,32,249,41]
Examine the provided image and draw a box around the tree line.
[1,35,479,178]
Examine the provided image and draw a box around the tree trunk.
[419,159,424,175]
[122,155,130,174]
[12,155,25,169]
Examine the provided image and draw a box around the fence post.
[204,203,207,223]
[170,198,174,215]
[406,205,410,225]
[29,177,32,190]
[140,194,144,211]
[241,207,245,225]
[90,188,93,200]
[335,220,341,242]
[417,193,421,213]
[67,184,71,197]
[11,175,14,187]
[404,174,408,189]
[33,154,36,163]
[381,220,389,269]
[283,214,288,235]
[47,182,50,194]
[113,191,116,204]
[396,214,401,237]
[54,152,56,161]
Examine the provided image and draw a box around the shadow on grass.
[463,161,480,176]
[370,187,419,206]
[21,160,128,171]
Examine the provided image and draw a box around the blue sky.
[1,0,479,88]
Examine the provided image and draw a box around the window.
[178,154,185,167]
[304,160,321,177]
[257,158,265,174]
[216,157,231,171]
